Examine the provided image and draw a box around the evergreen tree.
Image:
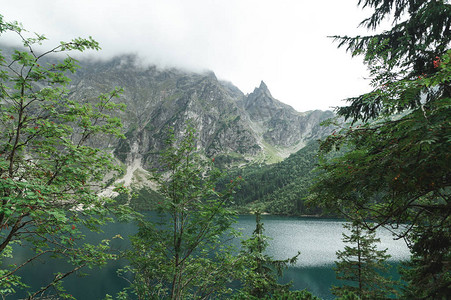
[0,16,130,298]
[224,142,322,216]
[332,0,451,122]
[236,211,300,299]
[122,125,242,300]
[310,1,450,297]
[399,214,451,299]
[332,220,395,299]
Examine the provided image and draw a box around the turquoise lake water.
[11,215,410,299]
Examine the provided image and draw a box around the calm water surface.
[235,215,409,299]
[12,215,410,299]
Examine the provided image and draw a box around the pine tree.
[332,0,451,122]
[237,211,300,299]
[400,215,451,299]
[310,1,450,297]
[332,220,395,299]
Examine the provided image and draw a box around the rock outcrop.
[66,54,334,174]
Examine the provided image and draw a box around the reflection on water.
[282,266,338,300]
[235,215,410,267]
[234,215,410,299]
[10,215,410,299]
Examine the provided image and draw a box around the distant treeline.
[219,142,323,216]
[122,142,326,216]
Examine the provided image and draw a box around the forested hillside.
[118,141,324,216]
[222,141,322,215]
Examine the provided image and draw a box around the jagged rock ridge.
[67,54,334,177]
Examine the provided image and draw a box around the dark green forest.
[220,142,322,216]
[120,142,325,216]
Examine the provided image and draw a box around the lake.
[235,215,410,299]
[11,215,410,299]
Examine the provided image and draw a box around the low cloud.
[2,0,372,111]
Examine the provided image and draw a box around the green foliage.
[0,15,131,298]
[225,142,322,216]
[332,220,396,299]
[232,289,320,300]
[399,214,451,299]
[122,125,243,300]
[311,1,450,298]
[0,243,28,297]
[332,1,451,120]
[237,212,300,299]
[335,290,361,300]
[332,0,451,123]
[114,187,164,211]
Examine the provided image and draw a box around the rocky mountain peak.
[244,80,294,122]
[240,79,334,152]
[62,53,333,171]
[249,80,272,99]
[258,80,270,94]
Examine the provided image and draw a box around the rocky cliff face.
[243,81,334,157]
[67,54,333,176]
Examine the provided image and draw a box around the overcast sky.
[2,0,378,112]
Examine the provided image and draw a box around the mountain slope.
[68,55,333,171]
[222,141,322,215]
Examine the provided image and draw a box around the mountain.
[1,42,335,210]
[245,81,333,152]
[68,55,333,172]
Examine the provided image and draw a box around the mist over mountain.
[68,54,334,173]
